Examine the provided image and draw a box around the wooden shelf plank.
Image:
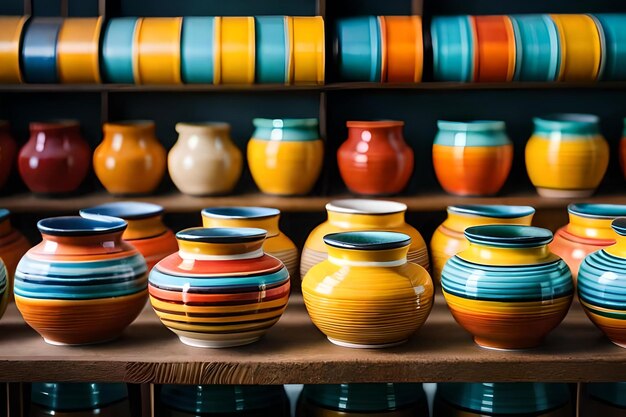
[0,295,624,384]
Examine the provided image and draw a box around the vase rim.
[29,120,80,131]
[104,120,155,131]
[568,203,626,219]
[346,120,404,129]
[437,120,506,132]
[613,218,626,236]
[38,216,127,237]
[80,201,164,220]
[323,231,411,251]
[533,113,599,132]
[175,122,230,133]
[176,227,267,243]
[449,205,535,219]
[326,199,407,215]
[252,118,318,128]
[464,225,553,247]
[201,206,280,219]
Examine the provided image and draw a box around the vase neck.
[327,211,405,229]
[458,243,557,266]
[40,232,124,254]
[566,214,617,241]
[177,239,265,261]
[327,245,409,267]
[124,216,167,240]
[347,125,402,143]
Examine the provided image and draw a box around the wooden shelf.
[0,294,624,384]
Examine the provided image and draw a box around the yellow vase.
[430,205,535,281]
[301,199,429,278]
[302,231,434,348]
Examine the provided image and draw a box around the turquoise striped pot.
[510,15,560,81]
[181,17,214,84]
[31,383,128,411]
[102,18,140,83]
[336,16,382,82]
[431,16,475,82]
[255,16,289,84]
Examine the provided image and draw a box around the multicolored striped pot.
[303,231,434,348]
[14,216,148,346]
[578,218,626,348]
[30,383,131,417]
[430,205,535,282]
[149,227,290,348]
[441,225,573,350]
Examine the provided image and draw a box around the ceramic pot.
[303,231,434,348]
[169,122,242,196]
[30,383,131,417]
[336,16,382,82]
[292,16,325,85]
[550,14,601,82]
[149,227,289,348]
[0,16,27,83]
[583,383,626,417]
[102,17,140,83]
[430,205,535,282]
[434,383,572,417]
[578,218,626,348]
[338,121,413,195]
[0,121,17,190]
[550,203,626,282]
[94,121,166,195]
[473,16,516,82]
[14,216,148,345]
[201,206,298,280]
[431,16,475,82]
[134,17,183,84]
[433,121,513,196]
[621,120,626,179]
[160,385,290,417]
[525,114,609,198]
[383,16,423,83]
[595,15,626,81]
[510,15,560,82]
[298,383,429,417]
[218,17,255,84]
[181,17,215,84]
[18,121,91,195]
[0,209,31,298]
[441,225,573,350]
[301,199,429,278]
[80,202,178,271]
[57,17,103,84]
[255,16,290,84]
[247,118,323,196]
[21,18,62,83]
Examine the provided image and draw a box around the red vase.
[337,121,414,195]
[18,121,91,195]
[0,121,17,190]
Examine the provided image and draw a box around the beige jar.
[168,122,243,196]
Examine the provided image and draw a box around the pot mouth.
[568,203,626,219]
[30,120,80,131]
[201,206,280,219]
[326,199,407,215]
[38,216,127,236]
[464,225,553,247]
[323,231,411,251]
[346,120,404,129]
[437,120,506,132]
[533,113,599,133]
[252,118,318,128]
[176,227,267,243]
[449,205,535,219]
[613,218,626,236]
[175,122,230,132]
[80,202,164,220]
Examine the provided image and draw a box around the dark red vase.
[0,121,17,190]
[337,120,414,195]
[18,121,91,195]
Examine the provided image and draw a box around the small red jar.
[337,120,414,195]
[18,121,91,195]
[0,121,17,190]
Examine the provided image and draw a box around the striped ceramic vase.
[149,227,290,348]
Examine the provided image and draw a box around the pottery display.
[550,14,601,81]
[160,384,290,417]
[201,206,299,280]
[255,16,290,84]
[434,383,572,417]
[21,18,62,83]
[431,16,475,82]
[102,17,140,83]
[550,203,626,282]
[474,15,516,82]
[80,202,178,271]
[14,216,148,345]
[430,205,535,281]
[94,120,166,195]
[292,16,325,84]
[0,121,17,189]
[441,225,573,349]
[433,120,513,196]
[18,121,91,195]
[382,16,423,83]
[30,383,131,417]
[525,114,609,198]
[301,199,429,278]
[578,218,626,348]
[149,227,289,348]
[510,15,560,82]
[303,231,434,348]
[0,208,31,296]
[134,17,183,84]
[338,121,413,195]
[181,17,215,84]
[594,14,626,81]
[218,17,255,84]
[298,383,429,417]
[583,383,626,417]
[57,17,103,84]
[169,122,242,196]
[0,16,27,83]
[248,118,323,196]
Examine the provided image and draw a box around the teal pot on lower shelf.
[584,383,626,416]
[30,383,131,417]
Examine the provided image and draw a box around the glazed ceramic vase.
[201,206,299,280]
[247,118,324,196]
[550,203,626,282]
[18,121,91,195]
[298,384,429,417]
[434,383,572,417]
[160,385,290,417]
[169,122,243,196]
[14,216,148,345]
[0,121,17,190]
[441,225,573,349]
[578,218,626,348]
[80,202,178,271]
[302,231,434,348]
[583,383,626,417]
[0,208,31,296]
[430,205,535,282]
[94,121,166,195]
[433,121,513,196]
[149,227,290,348]
[338,121,414,195]
[301,199,428,278]
[30,383,131,417]
[525,114,609,198]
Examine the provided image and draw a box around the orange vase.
[0,209,30,298]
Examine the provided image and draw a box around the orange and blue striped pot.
[14,216,148,345]
[149,227,290,348]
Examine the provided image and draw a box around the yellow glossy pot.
[0,16,27,83]
[57,17,103,83]
[301,199,429,278]
[430,205,535,281]
[551,14,601,81]
[218,17,255,84]
[292,17,325,84]
[302,231,433,348]
[134,17,182,84]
